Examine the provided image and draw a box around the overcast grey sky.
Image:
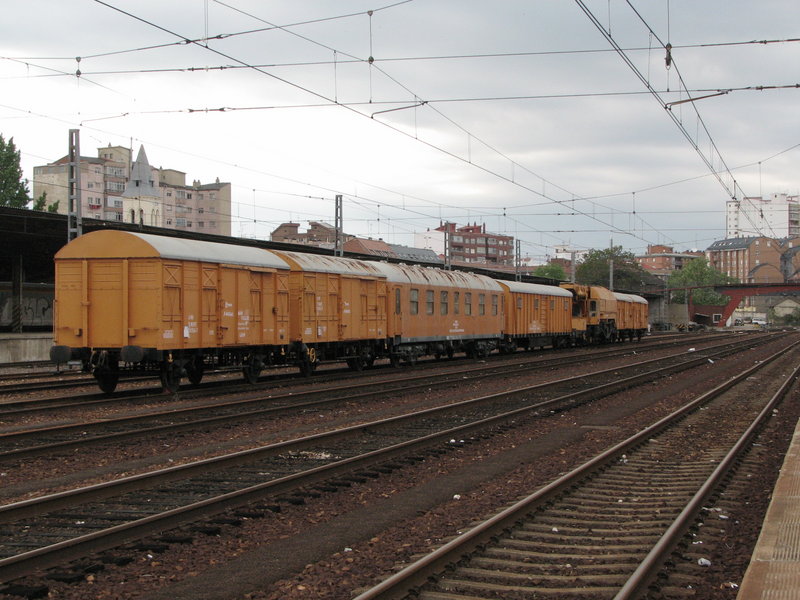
[1,0,798,259]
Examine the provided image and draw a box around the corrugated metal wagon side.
[51,230,291,393]
[271,251,389,374]
[497,280,573,351]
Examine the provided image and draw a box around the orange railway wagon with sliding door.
[50,230,291,392]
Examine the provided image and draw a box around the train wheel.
[94,365,119,395]
[299,348,318,377]
[346,357,364,371]
[186,356,205,385]
[160,363,182,394]
[242,360,262,384]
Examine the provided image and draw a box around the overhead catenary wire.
[87,0,666,250]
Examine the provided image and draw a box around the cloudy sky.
[1,0,798,260]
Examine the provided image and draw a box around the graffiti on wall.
[0,283,54,328]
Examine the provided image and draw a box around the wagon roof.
[613,292,648,304]
[273,251,388,278]
[497,280,573,297]
[369,262,503,290]
[55,230,290,270]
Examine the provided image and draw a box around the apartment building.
[418,222,513,266]
[726,193,800,238]
[705,236,800,283]
[270,221,353,247]
[636,245,702,280]
[33,143,231,236]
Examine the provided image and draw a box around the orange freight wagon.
[270,251,389,373]
[50,230,290,392]
[497,281,573,350]
[613,292,648,340]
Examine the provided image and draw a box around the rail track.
[352,340,800,600]
[0,331,728,402]
[0,331,760,420]
[0,332,778,463]
[0,332,789,584]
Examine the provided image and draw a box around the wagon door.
[339,276,358,340]
[161,262,183,348]
[275,272,289,343]
[218,266,239,346]
[200,266,219,347]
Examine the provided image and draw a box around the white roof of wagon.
[274,251,388,278]
[369,262,503,290]
[498,280,573,297]
[56,230,290,270]
[614,292,648,304]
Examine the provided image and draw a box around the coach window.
[410,289,419,315]
[465,292,472,315]
[453,292,460,315]
[478,293,486,315]
[440,291,449,315]
[491,294,498,315]
[517,297,523,310]
[395,289,401,314]
[534,298,539,310]
[550,300,555,310]
[426,290,435,315]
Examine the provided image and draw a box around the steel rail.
[0,333,775,461]
[351,340,800,600]
[0,334,788,582]
[0,330,736,413]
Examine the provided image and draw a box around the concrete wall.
[0,333,52,364]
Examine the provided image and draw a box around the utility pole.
[609,237,614,291]
[515,240,522,281]
[67,129,82,241]
[334,194,343,257]
[443,222,452,270]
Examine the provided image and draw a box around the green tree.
[0,134,30,208]
[668,257,737,305]
[32,190,47,211]
[32,190,59,213]
[533,263,567,280]
[575,246,655,291]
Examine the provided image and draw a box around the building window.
[426,290,434,315]
[410,289,419,315]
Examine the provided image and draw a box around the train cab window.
[440,291,449,315]
[453,292,460,315]
[478,294,485,315]
[589,300,597,316]
[410,289,419,315]
[465,292,472,315]
[426,290,435,315]
[491,294,498,315]
[395,289,401,315]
